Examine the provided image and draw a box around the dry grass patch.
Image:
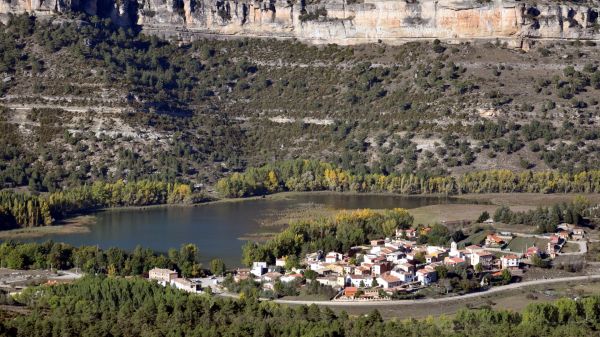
[408,204,535,226]
[457,193,600,207]
[0,215,94,240]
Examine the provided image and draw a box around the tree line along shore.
[216,160,600,198]
[0,180,204,229]
[3,159,600,230]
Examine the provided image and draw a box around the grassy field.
[0,215,94,240]
[458,229,493,246]
[587,242,600,261]
[405,191,600,228]
[506,237,550,254]
[407,204,534,226]
[561,242,581,253]
[457,193,600,207]
[490,222,539,234]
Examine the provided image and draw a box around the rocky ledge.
[2,0,600,47]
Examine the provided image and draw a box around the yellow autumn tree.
[266,170,279,193]
[168,183,192,204]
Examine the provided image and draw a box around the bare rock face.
[0,0,136,26]
[2,0,600,47]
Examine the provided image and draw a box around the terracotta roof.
[486,234,504,243]
[445,257,465,264]
[262,272,282,279]
[380,248,395,254]
[380,273,401,283]
[344,287,358,296]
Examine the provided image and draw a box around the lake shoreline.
[1,191,597,241]
[0,215,95,240]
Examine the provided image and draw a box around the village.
[145,221,588,301]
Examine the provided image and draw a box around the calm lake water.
[32,193,466,267]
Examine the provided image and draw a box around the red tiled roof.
[445,257,465,264]
[344,287,358,296]
[486,234,504,243]
[380,273,401,283]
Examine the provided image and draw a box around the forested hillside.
[2,276,600,336]
[2,14,600,194]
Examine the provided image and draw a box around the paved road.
[273,274,600,306]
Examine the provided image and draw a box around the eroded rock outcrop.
[2,0,600,46]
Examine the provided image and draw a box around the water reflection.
[31,193,466,266]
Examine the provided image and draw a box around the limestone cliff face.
[0,0,137,25]
[2,0,600,46]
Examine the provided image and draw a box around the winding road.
[272,274,600,306]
